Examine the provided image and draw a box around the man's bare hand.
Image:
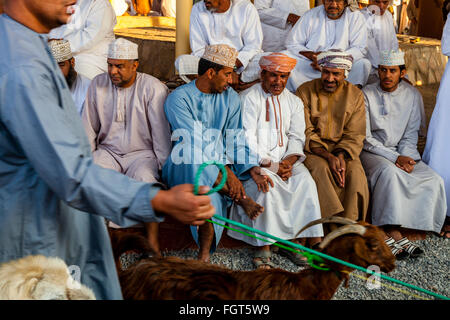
[225,166,246,201]
[396,156,416,173]
[337,153,346,188]
[327,154,345,188]
[300,51,322,71]
[277,159,293,181]
[250,166,274,193]
[151,184,215,226]
[231,71,240,86]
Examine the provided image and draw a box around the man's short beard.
[326,10,345,19]
[66,66,77,89]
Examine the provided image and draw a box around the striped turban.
[259,53,297,73]
[317,50,354,77]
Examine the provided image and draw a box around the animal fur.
[111,222,396,300]
[0,255,95,300]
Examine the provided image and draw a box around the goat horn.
[295,216,357,238]
[318,224,367,250]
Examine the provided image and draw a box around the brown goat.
[111,219,396,300]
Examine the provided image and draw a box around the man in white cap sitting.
[227,53,323,269]
[82,38,172,256]
[361,0,399,84]
[49,0,117,80]
[284,0,371,92]
[162,44,262,263]
[296,50,369,225]
[49,39,91,115]
[361,50,447,259]
[189,0,264,90]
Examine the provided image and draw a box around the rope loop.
[193,161,227,196]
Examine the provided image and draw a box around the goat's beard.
[66,66,78,89]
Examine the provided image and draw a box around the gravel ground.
[121,232,449,300]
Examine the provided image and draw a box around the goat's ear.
[366,238,379,251]
[354,240,366,259]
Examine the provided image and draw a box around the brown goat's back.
[120,256,241,300]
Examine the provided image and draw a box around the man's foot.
[440,230,450,239]
[253,248,276,270]
[197,252,210,263]
[238,197,264,220]
[197,223,214,263]
[144,222,162,258]
[439,217,450,239]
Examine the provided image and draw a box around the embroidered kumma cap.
[201,44,238,68]
[378,50,405,67]
[49,39,73,63]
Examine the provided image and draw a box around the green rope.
[207,217,330,271]
[193,160,227,195]
[209,215,450,300]
[194,162,450,300]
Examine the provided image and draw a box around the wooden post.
[175,0,193,58]
[310,0,316,8]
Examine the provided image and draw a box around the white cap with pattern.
[378,50,405,67]
[49,39,73,63]
[108,38,139,60]
[201,44,238,69]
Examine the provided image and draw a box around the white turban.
[108,38,139,60]
[317,50,354,77]
[49,39,73,63]
[378,50,405,67]
[175,54,200,83]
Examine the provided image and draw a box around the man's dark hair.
[399,65,406,81]
[66,59,77,88]
[198,58,225,76]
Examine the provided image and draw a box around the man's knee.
[304,155,331,177]
[93,150,121,172]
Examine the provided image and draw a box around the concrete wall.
[119,35,175,81]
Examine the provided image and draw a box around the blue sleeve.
[224,91,258,179]
[0,66,164,227]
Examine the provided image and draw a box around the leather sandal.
[385,237,409,260]
[253,249,277,269]
[279,247,309,266]
[394,237,424,258]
